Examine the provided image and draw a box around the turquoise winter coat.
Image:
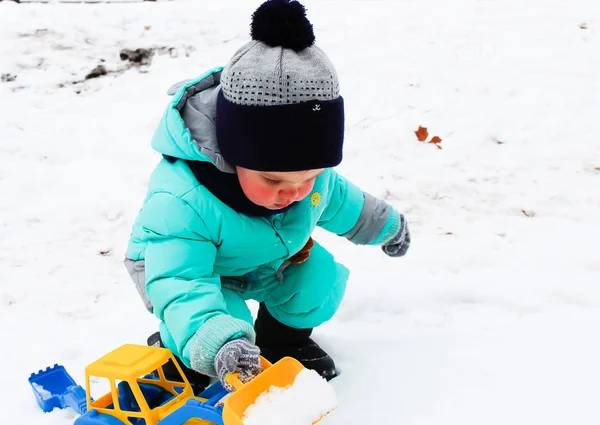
[125,68,400,375]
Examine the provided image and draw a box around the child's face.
[236,167,323,210]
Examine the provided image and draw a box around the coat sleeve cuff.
[187,314,256,377]
[371,211,401,246]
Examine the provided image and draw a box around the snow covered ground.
[1,0,600,423]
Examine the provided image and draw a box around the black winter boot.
[147,332,210,395]
[254,303,338,380]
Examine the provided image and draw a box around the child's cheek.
[252,184,278,204]
[298,182,315,200]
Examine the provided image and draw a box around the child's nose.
[280,185,299,199]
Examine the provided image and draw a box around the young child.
[125,0,410,392]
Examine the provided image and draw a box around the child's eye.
[265,178,281,185]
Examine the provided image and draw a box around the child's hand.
[214,338,262,391]
[382,214,410,258]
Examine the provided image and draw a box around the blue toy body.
[157,398,224,425]
[75,410,125,425]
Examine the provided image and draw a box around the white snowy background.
[1,0,600,423]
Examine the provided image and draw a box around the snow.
[32,382,53,400]
[242,369,337,425]
[1,0,599,424]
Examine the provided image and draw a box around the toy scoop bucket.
[28,365,87,415]
[223,356,330,425]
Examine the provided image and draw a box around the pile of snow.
[243,369,337,425]
[31,383,53,400]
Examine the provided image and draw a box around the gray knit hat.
[220,41,340,106]
[216,0,345,172]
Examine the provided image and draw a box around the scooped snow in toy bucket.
[222,356,337,425]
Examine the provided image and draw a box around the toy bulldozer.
[29,344,332,425]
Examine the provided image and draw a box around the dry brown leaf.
[427,135,443,149]
[289,237,315,265]
[415,126,429,142]
[521,209,535,218]
[144,25,152,30]
[580,23,588,30]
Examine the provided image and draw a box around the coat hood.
[151,67,235,173]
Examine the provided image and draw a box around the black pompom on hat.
[251,0,315,51]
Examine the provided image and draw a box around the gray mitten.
[214,338,262,391]
[382,214,410,257]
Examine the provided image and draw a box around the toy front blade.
[223,356,330,425]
